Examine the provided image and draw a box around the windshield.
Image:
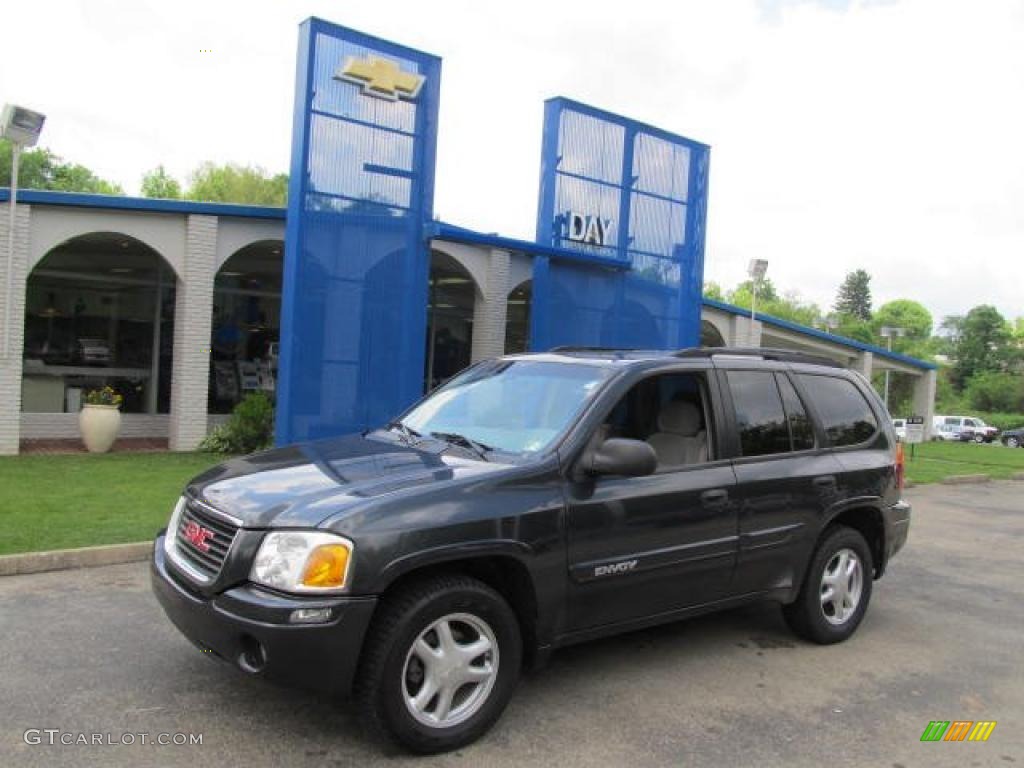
[401,359,613,456]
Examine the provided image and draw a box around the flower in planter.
[83,386,124,408]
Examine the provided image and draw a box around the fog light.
[290,607,333,624]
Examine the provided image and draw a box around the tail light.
[895,442,905,491]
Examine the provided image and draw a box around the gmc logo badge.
[183,520,214,552]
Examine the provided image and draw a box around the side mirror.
[588,438,658,477]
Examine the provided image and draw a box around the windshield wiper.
[385,420,421,445]
[429,431,492,462]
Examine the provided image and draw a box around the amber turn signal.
[301,544,350,589]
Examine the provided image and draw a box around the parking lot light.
[2,104,46,358]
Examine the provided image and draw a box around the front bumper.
[151,535,377,696]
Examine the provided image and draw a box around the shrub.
[200,392,275,454]
[964,371,1024,413]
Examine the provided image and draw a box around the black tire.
[783,526,874,645]
[974,433,985,444]
[1007,436,1020,449]
[354,574,522,754]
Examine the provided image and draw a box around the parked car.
[932,415,999,443]
[152,347,911,753]
[1001,427,1024,449]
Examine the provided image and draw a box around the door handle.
[812,476,837,489]
[701,489,729,506]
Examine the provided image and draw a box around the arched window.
[22,233,176,414]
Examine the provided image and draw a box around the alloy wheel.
[819,548,864,626]
[402,613,499,729]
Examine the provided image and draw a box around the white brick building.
[0,190,936,454]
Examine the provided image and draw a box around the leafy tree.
[186,162,287,206]
[950,305,1014,389]
[872,300,932,350]
[0,139,124,194]
[834,269,873,322]
[140,165,182,199]
[703,281,724,301]
[964,371,1024,413]
[727,280,822,327]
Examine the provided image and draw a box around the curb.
[0,541,151,577]
[940,474,992,486]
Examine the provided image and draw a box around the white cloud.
[2,0,1021,322]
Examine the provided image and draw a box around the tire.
[783,526,874,645]
[1007,436,1020,449]
[974,434,985,444]
[354,574,522,754]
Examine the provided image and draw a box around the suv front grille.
[174,500,238,579]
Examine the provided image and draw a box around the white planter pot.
[79,404,122,453]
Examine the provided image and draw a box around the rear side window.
[726,371,790,456]
[797,374,878,446]
[777,374,815,451]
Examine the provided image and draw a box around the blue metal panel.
[275,18,441,444]
[531,98,710,351]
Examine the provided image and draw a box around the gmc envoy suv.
[152,347,911,753]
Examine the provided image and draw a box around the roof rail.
[673,347,844,368]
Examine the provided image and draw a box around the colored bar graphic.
[968,721,996,742]
[920,721,949,742]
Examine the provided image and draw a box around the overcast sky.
[3,0,1022,324]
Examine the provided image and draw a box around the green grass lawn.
[0,452,224,556]
[904,440,1024,485]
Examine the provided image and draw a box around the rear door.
[716,364,842,596]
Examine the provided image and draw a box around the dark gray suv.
[152,347,911,753]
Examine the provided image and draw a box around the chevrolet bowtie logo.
[334,55,425,102]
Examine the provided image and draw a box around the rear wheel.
[1006,436,1020,449]
[783,526,873,644]
[355,574,521,753]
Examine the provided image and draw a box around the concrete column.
[911,368,937,440]
[168,215,217,451]
[470,248,511,363]
[0,202,30,455]
[853,350,874,379]
[730,315,762,347]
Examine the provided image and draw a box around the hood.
[187,433,503,528]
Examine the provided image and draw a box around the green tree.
[964,371,1024,413]
[872,300,932,347]
[140,165,182,199]
[834,269,873,322]
[1,139,123,194]
[727,280,822,327]
[703,281,724,301]
[186,162,287,206]
[951,305,1014,389]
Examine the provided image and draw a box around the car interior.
[598,373,714,470]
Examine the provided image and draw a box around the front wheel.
[783,526,873,644]
[974,433,986,444]
[1006,436,1020,449]
[354,574,522,753]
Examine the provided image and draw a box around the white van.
[932,415,999,443]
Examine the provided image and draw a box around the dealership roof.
[1,188,935,371]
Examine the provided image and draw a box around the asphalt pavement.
[2,481,1022,767]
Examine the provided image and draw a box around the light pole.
[747,258,768,334]
[879,325,906,408]
[1,104,46,358]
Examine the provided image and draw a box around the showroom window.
[22,233,176,414]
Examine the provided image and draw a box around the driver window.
[597,372,714,471]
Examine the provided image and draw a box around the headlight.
[162,497,186,558]
[250,531,353,594]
